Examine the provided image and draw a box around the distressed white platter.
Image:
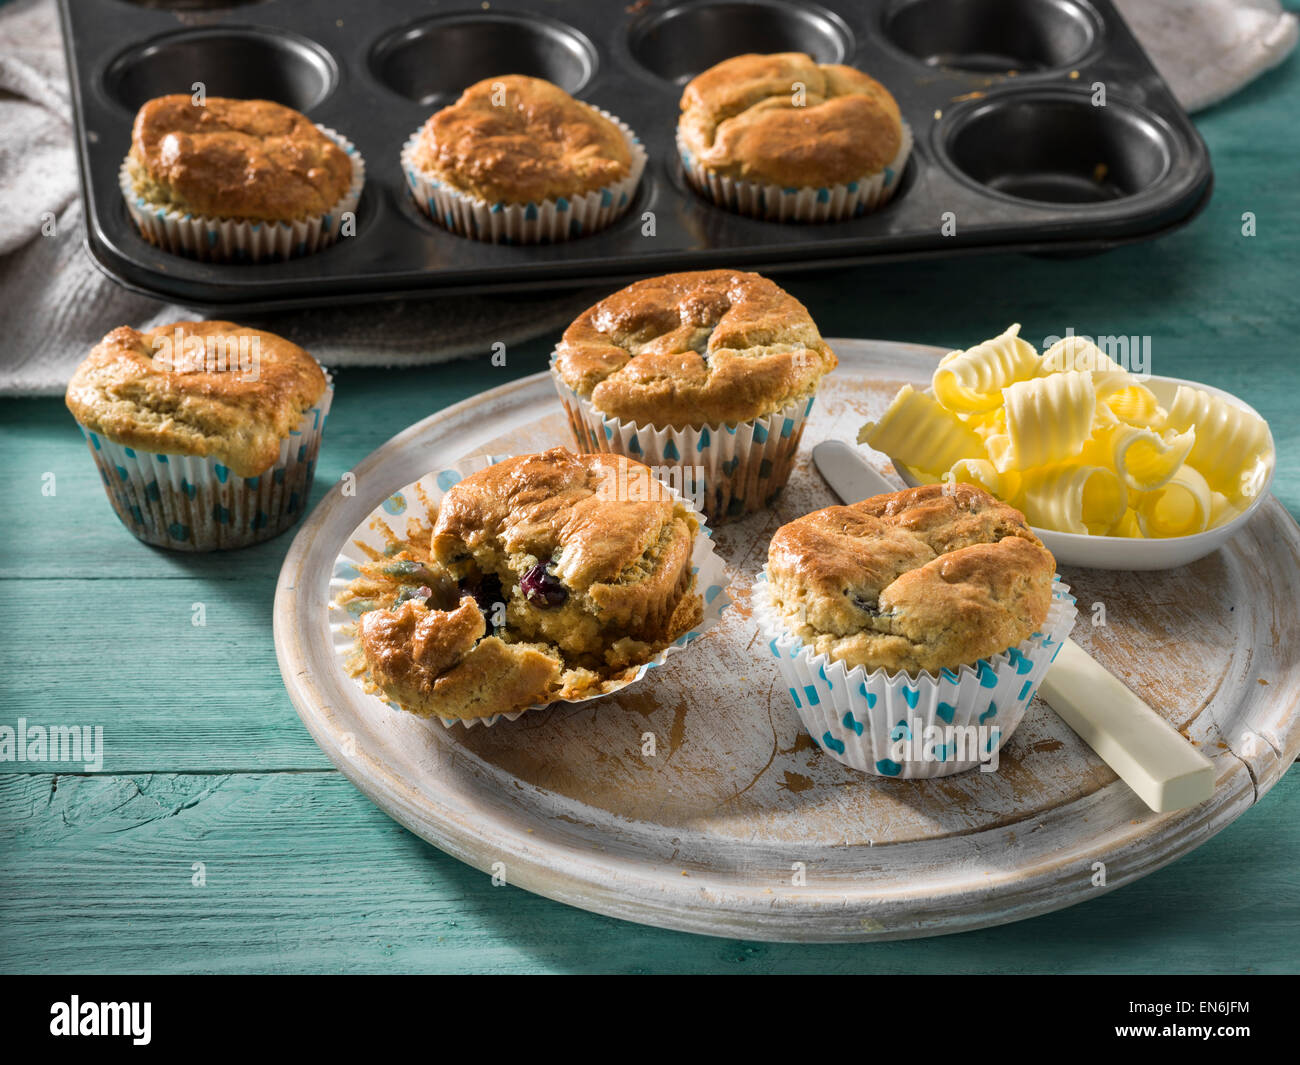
[273,340,1300,942]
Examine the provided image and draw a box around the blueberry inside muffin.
[351,449,703,720]
[767,483,1054,675]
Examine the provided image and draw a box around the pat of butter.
[1039,640,1215,812]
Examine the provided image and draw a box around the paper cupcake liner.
[401,106,647,244]
[754,573,1077,777]
[329,453,732,729]
[120,126,366,262]
[678,121,912,222]
[550,364,814,525]
[76,382,332,551]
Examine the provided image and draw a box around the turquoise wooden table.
[2,54,1297,975]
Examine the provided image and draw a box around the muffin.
[401,75,646,243]
[349,449,707,721]
[121,94,364,261]
[66,321,332,550]
[551,269,837,524]
[677,52,911,221]
[753,483,1077,776]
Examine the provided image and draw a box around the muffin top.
[128,95,353,223]
[767,483,1054,675]
[66,321,328,477]
[678,52,902,187]
[553,269,837,427]
[411,75,632,204]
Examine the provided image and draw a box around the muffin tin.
[59,0,1213,311]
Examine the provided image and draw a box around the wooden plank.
[0,578,331,772]
[0,769,1294,974]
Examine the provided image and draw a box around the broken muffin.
[354,448,705,721]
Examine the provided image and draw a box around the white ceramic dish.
[882,375,1276,570]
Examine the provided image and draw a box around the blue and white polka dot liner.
[549,361,815,525]
[77,382,333,551]
[329,452,732,730]
[753,572,1078,777]
[400,104,646,244]
[119,126,365,262]
[677,121,912,223]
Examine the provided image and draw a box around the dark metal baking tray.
[58,0,1214,311]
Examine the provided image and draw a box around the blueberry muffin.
[551,269,836,523]
[354,448,704,720]
[766,483,1055,675]
[66,321,331,550]
[756,484,1073,777]
[122,95,362,259]
[402,75,645,242]
[677,52,910,221]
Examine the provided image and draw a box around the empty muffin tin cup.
[76,381,333,552]
[103,27,339,114]
[120,126,365,262]
[943,92,1173,205]
[677,121,912,222]
[753,573,1078,777]
[370,13,597,105]
[400,106,647,244]
[628,0,852,84]
[328,453,732,729]
[881,0,1098,73]
[550,361,818,524]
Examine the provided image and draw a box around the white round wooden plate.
[274,340,1300,942]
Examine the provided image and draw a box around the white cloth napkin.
[1114,0,1297,112]
[0,0,1295,395]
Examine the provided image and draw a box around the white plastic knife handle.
[1038,645,1214,812]
[810,440,1216,812]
